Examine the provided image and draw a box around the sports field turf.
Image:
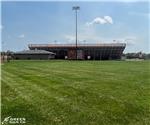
[1,60,150,125]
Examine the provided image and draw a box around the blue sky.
[1,1,150,53]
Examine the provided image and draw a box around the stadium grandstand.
[28,43,126,60]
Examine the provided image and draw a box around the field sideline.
[1,60,150,125]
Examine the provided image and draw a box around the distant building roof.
[15,50,55,55]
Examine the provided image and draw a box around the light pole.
[72,6,80,59]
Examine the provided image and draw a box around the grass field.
[1,60,150,125]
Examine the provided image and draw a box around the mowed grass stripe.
[5,60,150,83]
[1,60,149,106]
[2,69,116,125]
[3,61,149,103]
[2,70,86,124]
[2,60,150,125]
[2,62,141,104]
[2,68,113,109]
[3,60,147,88]
[3,60,149,85]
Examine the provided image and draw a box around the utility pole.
[72,6,80,60]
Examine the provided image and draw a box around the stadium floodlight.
[72,6,80,59]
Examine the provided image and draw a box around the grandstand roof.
[28,43,126,48]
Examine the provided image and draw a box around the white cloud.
[18,34,25,38]
[86,16,113,26]
[104,16,113,24]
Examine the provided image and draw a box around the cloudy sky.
[1,1,149,53]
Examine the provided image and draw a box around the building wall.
[14,54,55,60]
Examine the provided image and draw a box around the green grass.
[1,60,150,125]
